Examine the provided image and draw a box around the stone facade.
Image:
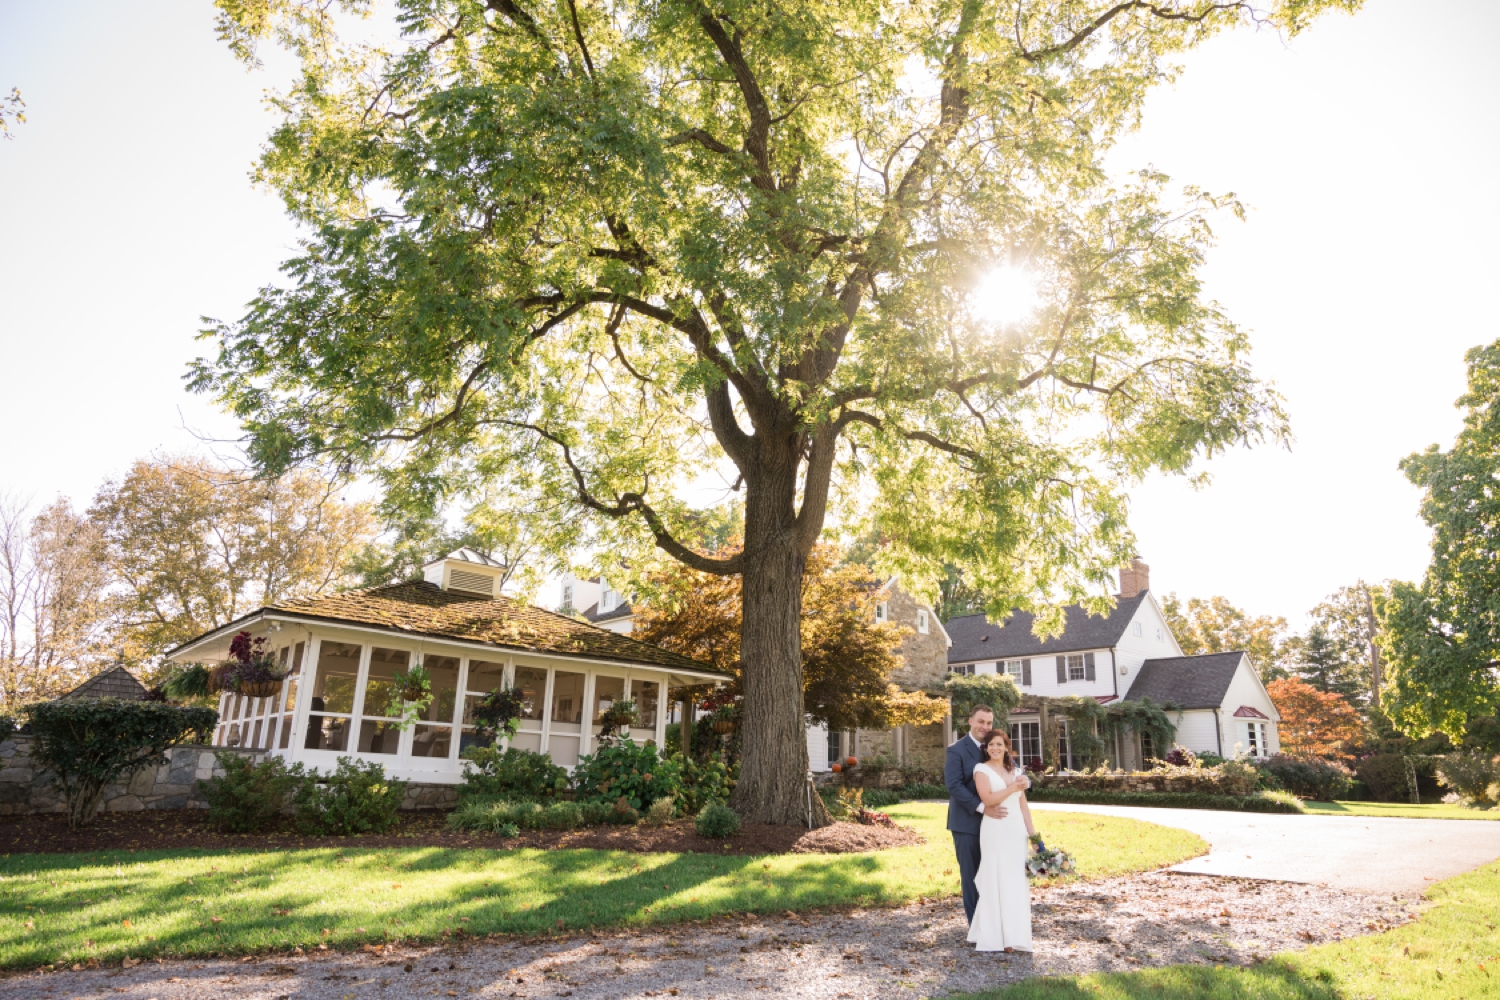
[0,736,457,816]
[845,581,953,777]
[884,582,949,690]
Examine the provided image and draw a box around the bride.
[967,729,1036,952]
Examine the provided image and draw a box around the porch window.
[458,659,509,753]
[591,675,626,742]
[635,678,661,731]
[410,654,459,759]
[356,647,409,755]
[278,642,304,750]
[548,670,585,766]
[305,640,360,751]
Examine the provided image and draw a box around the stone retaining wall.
[1033,767,1257,798]
[0,735,456,816]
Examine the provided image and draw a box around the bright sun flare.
[969,266,1040,327]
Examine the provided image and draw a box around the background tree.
[89,457,376,673]
[1161,593,1292,679]
[197,0,1354,823]
[1380,341,1500,741]
[1294,623,1364,702]
[1308,581,1386,708]
[0,496,110,706]
[1265,676,1363,761]
[633,544,949,733]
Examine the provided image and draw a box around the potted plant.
[470,686,526,742]
[384,662,434,730]
[597,699,639,741]
[711,703,737,735]
[214,631,288,697]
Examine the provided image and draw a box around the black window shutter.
[1056,655,1066,683]
[1085,652,1096,681]
[1021,658,1032,686]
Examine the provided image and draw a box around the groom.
[945,704,1008,924]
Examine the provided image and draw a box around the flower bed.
[1033,760,1260,797]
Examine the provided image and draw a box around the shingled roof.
[59,665,150,701]
[1123,651,1246,709]
[946,591,1150,662]
[584,601,635,624]
[170,581,720,675]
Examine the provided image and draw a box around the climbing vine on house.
[1041,696,1180,770]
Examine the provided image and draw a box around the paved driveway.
[1031,802,1500,894]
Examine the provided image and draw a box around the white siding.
[807,722,830,772]
[1173,710,1222,755]
[1116,593,1185,695]
[948,650,1118,700]
[1217,658,1282,757]
[596,616,634,635]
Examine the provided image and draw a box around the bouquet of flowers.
[1025,833,1075,879]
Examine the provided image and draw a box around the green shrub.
[1025,787,1304,814]
[293,757,407,835]
[644,796,676,826]
[457,746,568,802]
[572,740,682,811]
[899,782,949,800]
[677,751,736,814]
[579,800,614,826]
[861,788,901,809]
[199,752,305,832]
[1356,753,1411,802]
[23,698,217,829]
[0,714,18,743]
[1436,752,1500,805]
[1252,754,1353,800]
[538,801,584,829]
[694,802,741,838]
[608,800,640,825]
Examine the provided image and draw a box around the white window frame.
[1155,628,1164,642]
[1133,621,1143,637]
[1242,721,1269,758]
[948,663,975,676]
[875,601,889,624]
[917,609,929,634]
[1066,654,1086,681]
[1004,659,1024,682]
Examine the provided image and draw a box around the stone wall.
[0,736,457,816]
[886,583,949,690]
[1034,764,1258,798]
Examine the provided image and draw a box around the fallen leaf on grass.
[211,916,223,924]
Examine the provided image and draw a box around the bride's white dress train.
[965,762,1033,952]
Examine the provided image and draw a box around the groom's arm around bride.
[945,705,1005,924]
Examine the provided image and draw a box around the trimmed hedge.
[1025,786,1304,814]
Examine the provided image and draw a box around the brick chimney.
[1119,557,1150,599]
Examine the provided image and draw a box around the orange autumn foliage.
[1266,676,1363,760]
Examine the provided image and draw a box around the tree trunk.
[732,449,831,827]
[1364,587,1383,710]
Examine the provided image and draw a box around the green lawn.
[0,803,1204,969]
[1301,799,1500,821]
[963,858,1500,1000]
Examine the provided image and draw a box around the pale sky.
[1,1,1497,627]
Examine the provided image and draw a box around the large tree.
[194,0,1354,823]
[1380,341,1500,741]
[1305,582,1384,706]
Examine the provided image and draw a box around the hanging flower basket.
[241,679,282,698]
[214,631,289,696]
[712,719,736,735]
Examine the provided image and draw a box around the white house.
[945,558,1281,767]
[167,551,728,784]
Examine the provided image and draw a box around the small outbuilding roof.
[58,664,150,702]
[1124,651,1246,710]
[946,591,1150,662]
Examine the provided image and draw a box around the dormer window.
[917,609,929,634]
[602,590,617,612]
[875,601,889,624]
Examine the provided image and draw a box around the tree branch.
[1018,2,1252,63]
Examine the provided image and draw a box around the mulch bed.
[0,811,922,857]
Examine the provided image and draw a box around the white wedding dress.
[966,762,1033,952]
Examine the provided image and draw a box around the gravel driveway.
[0,871,1410,1000]
[1029,802,1500,894]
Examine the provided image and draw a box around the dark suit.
[945,735,986,923]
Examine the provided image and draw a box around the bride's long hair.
[980,729,1017,772]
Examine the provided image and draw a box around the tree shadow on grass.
[0,840,930,968]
